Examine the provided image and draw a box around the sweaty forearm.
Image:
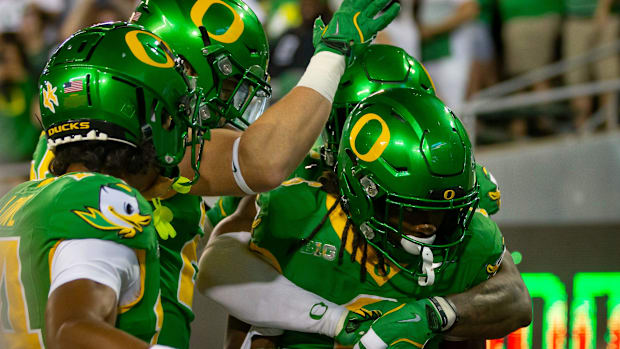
[445,253,532,339]
[238,87,332,191]
[237,52,345,193]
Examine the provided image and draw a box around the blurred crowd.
[0,0,618,163]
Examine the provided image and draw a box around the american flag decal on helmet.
[63,80,83,93]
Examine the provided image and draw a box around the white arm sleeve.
[49,239,141,307]
[198,232,346,337]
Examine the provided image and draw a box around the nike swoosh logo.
[398,314,421,323]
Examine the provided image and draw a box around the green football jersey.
[156,193,208,349]
[29,132,206,349]
[251,180,505,348]
[0,173,163,348]
[29,131,53,181]
[206,196,243,227]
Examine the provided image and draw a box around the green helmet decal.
[132,0,272,129]
[336,88,478,285]
[40,22,208,177]
[322,44,436,165]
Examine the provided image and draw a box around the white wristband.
[151,345,176,349]
[296,51,346,103]
[232,137,256,195]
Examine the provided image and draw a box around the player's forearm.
[238,52,345,193]
[183,95,330,196]
[238,86,333,192]
[445,253,532,339]
[197,232,346,337]
[47,319,150,349]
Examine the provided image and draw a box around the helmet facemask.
[341,160,479,286]
[133,0,272,131]
[336,88,477,286]
[204,47,271,129]
[362,175,479,285]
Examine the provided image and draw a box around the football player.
[198,89,531,348]
[202,44,500,240]
[130,2,399,347]
[128,0,399,196]
[28,1,400,348]
[203,43,437,228]
[0,23,203,349]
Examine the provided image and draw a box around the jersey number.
[0,237,44,348]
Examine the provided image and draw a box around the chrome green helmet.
[40,22,206,175]
[132,0,271,129]
[322,44,436,166]
[336,88,478,286]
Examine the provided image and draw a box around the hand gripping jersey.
[250,181,506,348]
[0,173,162,348]
[29,132,207,349]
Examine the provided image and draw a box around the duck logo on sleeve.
[486,248,506,277]
[73,185,151,238]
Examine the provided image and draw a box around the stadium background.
[0,0,618,348]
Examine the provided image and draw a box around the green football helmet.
[132,0,272,129]
[336,88,478,286]
[40,22,207,177]
[322,44,436,166]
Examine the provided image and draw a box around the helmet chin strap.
[400,235,442,287]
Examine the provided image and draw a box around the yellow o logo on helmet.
[443,190,456,200]
[125,30,174,68]
[349,113,391,163]
[191,0,244,44]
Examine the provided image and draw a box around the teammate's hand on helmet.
[354,297,457,349]
[334,299,403,346]
[313,0,400,56]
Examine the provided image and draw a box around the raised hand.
[313,0,400,56]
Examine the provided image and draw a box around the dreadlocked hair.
[50,140,158,178]
[286,170,387,282]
